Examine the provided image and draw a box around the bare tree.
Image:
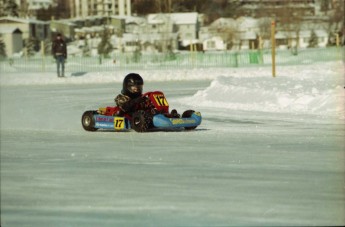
[219,27,239,50]
[275,0,303,51]
[258,18,272,41]
[322,0,345,45]
[1,0,19,17]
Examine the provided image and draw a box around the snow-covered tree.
[308,30,318,48]
[0,39,7,60]
[43,40,52,55]
[132,47,142,63]
[97,28,113,58]
[82,39,91,57]
[24,38,36,57]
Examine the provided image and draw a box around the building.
[0,26,23,56]
[72,0,131,18]
[0,17,50,41]
[147,12,199,50]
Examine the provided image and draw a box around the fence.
[0,46,343,73]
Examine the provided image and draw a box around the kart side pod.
[81,111,131,131]
[153,111,202,130]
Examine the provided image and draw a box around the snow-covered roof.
[236,17,258,30]
[0,26,22,34]
[147,14,167,25]
[181,39,201,46]
[116,16,146,25]
[275,30,328,39]
[0,16,48,25]
[74,25,111,33]
[147,12,198,25]
[210,17,237,28]
[122,32,177,43]
[170,12,198,25]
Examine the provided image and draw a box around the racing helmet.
[122,73,143,98]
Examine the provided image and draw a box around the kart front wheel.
[131,110,152,132]
[182,110,197,130]
[82,111,98,131]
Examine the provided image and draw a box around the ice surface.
[1,61,344,226]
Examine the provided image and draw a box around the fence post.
[271,20,276,77]
[234,52,238,67]
[41,40,45,72]
[258,35,264,64]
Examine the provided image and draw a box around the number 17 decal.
[114,117,125,130]
[153,94,169,106]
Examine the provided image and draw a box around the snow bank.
[182,61,344,117]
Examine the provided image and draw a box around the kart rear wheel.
[182,110,197,130]
[131,110,152,132]
[82,111,98,131]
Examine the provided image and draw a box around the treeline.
[132,0,242,23]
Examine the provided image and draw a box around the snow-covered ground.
[1,61,344,226]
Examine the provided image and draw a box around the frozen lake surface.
[1,62,344,226]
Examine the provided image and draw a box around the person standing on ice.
[115,73,180,117]
[52,33,67,77]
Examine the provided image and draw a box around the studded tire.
[131,110,152,132]
[81,111,98,131]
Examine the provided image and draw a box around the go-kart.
[81,91,202,132]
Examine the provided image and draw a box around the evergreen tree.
[82,39,91,57]
[308,30,318,48]
[132,47,142,63]
[43,40,52,55]
[24,38,37,57]
[97,28,113,58]
[1,0,19,17]
[0,39,7,60]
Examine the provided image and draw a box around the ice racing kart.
[81,91,202,132]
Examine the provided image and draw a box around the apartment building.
[72,0,131,18]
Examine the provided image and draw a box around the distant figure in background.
[52,33,67,77]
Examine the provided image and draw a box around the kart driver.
[115,73,180,117]
[115,73,144,114]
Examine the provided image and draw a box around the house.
[51,16,112,40]
[200,17,259,51]
[170,12,199,41]
[118,15,145,34]
[203,36,226,51]
[0,17,50,42]
[0,26,23,57]
[50,19,76,40]
[147,12,199,50]
[273,29,329,49]
[201,16,331,51]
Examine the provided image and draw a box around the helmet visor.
[128,84,143,94]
